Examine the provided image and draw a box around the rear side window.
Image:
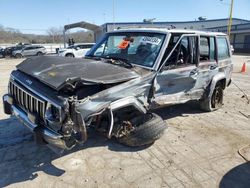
[24,47,32,50]
[199,36,216,62]
[78,45,93,49]
[86,44,94,48]
[209,37,216,61]
[217,37,230,60]
[200,37,209,61]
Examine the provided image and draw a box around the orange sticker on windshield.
[118,40,130,49]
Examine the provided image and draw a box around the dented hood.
[16,56,140,90]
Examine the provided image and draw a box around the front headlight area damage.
[42,101,77,150]
[65,75,167,149]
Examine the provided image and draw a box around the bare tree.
[47,27,63,43]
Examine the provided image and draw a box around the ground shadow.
[219,162,250,188]
[0,116,150,187]
[0,102,205,187]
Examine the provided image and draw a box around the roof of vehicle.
[73,43,95,46]
[23,45,45,48]
[108,28,227,36]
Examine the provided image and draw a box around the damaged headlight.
[45,103,64,129]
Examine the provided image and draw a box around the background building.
[101,18,250,53]
[64,18,250,53]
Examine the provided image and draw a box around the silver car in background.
[58,43,95,58]
[13,45,46,58]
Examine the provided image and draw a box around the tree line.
[0,25,94,44]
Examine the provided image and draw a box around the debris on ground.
[238,145,250,161]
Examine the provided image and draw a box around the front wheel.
[116,113,167,147]
[200,84,224,112]
[15,53,22,58]
[65,53,74,58]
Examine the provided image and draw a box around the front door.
[75,45,84,57]
[153,35,199,106]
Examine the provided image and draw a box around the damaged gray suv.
[3,29,233,151]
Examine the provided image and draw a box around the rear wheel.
[65,53,74,58]
[200,84,224,112]
[117,113,167,147]
[37,52,42,56]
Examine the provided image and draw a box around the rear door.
[154,34,199,106]
[194,36,218,91]
[216,36,232,83]
[22,47,34,56]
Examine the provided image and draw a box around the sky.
[0,0,250,34]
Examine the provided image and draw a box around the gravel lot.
[0,56,250,188]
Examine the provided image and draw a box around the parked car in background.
[0,47,5,58]
[13,45,46,58]
[4,43,30,57]
[58,43,95,58]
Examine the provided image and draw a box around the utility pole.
[113,0,115,30]
[227,0,234,37]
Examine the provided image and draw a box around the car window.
[83,44,94,49]
[67,45,75,49]
[217,37,230,60]
[78,45,84,49]
[200,37,209,61]
[165,36,198,68]
[160,34,182,65]
[90,32,165,68]
[87,44,94,48]
[209,37,216,61]
[199,36,216,62]
[24,47,32,50]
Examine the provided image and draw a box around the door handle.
[210,65,218,70]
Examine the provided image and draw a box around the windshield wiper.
[102,55,133,68]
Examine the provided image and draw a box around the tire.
[65,53,74,58]
[117,113,167,147]
[15,53,22,58]
[37,52,42,56]
[200,84,224,112]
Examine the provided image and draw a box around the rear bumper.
[3,94,69,150]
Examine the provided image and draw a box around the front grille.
[9,81,46,119]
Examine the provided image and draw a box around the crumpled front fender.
[75,96,147,121]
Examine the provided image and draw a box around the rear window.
[217,37,230,60]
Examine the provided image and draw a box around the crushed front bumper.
[3,94,69,149]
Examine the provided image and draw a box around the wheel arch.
[208,73,226,98]
[15,53,23,58]
[65,53,74,57]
